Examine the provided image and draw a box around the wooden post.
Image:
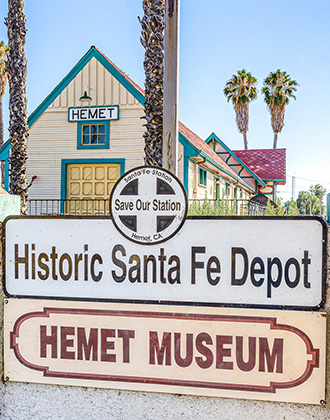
[327,193,330,223]
[163,0,180,174]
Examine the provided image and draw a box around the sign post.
[163,0,180,174]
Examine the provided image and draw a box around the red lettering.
[195,332,213,369]
[101,329,116,362]
[117,329,135,363]
[259,337,283,373]
[216,335,233,370]
[77,328,98,361]
[236,336,256,372]
[61,326,75,359]
[149,331,171,365]
[174,333,193,367]
[40,325,57,358]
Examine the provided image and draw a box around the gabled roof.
[28,46,146,127]
[233,148,286,183]
[179,123,254,190]
[205,132,266,187]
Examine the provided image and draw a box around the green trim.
[0,139,10,160]
[183,148,191,194]
[197,150,254,192]
[4,158,9,190]
[199,167,207,186]
[60,158,125,203]
[263,179,286,182]
[28,47,145,127]
[77,121,110,149]
[205,132,266,187]
[0,140,11,190]
[179,132,196,156]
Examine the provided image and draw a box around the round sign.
[110,166,188,245]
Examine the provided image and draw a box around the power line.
[286,174,330,185]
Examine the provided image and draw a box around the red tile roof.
[178,122,243,178]
[233,148,286,181]
[95,47,145,97]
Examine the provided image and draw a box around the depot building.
[0,46,286,212]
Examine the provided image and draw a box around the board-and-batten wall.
[27,57,184,200]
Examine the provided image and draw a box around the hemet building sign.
[68,105,119,122]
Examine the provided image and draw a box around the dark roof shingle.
[233,148,286,181]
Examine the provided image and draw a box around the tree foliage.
[296,184,326,215]
[223,69,257,150]
[262,70,298,148]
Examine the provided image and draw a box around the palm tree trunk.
[0,98,5,187]
[139,0,164,167]
[243,132,248,150]
[273,132,278,149]
[5,0,29,213]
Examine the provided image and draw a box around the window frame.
[77,120,110,149]
[199,167,207,187]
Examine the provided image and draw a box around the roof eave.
[205,133,266,187]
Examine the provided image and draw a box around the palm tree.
[309,184,326,215]
[0,41,9,186]
[262,70,298,149]
[139,0,164,166]
[5,0,29,213]
[223,69,257,150]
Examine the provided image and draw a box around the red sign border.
[9,307,320,394]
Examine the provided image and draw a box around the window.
[82,124,106,145]
[77,122,110,149]
[199,168,207,186]
[225,181,230,195]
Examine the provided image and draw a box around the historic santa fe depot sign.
[4,299,326,404]
[4,215,326,309]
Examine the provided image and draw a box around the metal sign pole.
[163,0,180,175]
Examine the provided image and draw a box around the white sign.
[4,217,326,308]
[110,166,187,245]
[4,300,326,404]
[68,106,119,122]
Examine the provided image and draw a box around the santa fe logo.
[110,166,188,245]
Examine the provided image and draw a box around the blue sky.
[0,0,329,201]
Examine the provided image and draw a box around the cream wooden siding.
[27,58,145,200]
[188,161,232,201]
[188,160,195,199]
[50,58,140,109]
[27,106,145,200]
[177,142,184,185]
